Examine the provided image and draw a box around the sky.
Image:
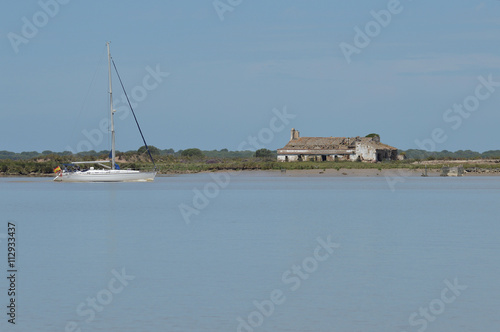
[1,0,500,153]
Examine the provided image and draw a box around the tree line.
[402,149,500,160]
[1,147,500,161]
[0,147,279,160]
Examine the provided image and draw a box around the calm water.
[0,173,499,331]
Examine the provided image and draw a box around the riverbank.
[2,157,500,176]
[190,168,500,177]
[277,168,500,177]
[5,167,500,178]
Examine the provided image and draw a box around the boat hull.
[54,170,156,182]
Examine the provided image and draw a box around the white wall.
[355,142,377,161]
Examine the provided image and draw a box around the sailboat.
[54,42,157,182]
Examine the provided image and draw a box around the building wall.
[278,153,356,162]
[355,142,377,161]
[278,155,299,162]
[375,149,398,161]
[277,143,397,162]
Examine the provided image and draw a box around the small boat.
[54,42,156,182]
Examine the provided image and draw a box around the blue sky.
[2,0,500,153]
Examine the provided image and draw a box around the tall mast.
[107,42,116,169]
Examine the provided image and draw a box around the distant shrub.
[255,148,273,159]
[138,145,160,155]
[181,148,204,158]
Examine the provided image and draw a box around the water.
[1,173,499,331]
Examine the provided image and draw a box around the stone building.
[277,129,398,162]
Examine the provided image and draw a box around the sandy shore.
[3,168,500,178]
[266,169,436,177]
[226,168,499,177]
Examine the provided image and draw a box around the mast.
[107,42,116,169]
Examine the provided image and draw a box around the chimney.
[290,128,300,140]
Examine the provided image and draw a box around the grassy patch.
[2,156,500,176]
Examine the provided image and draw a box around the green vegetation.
[137,145,160,155]
[1,148,500,176]
[0,159,60,175]
[180,148,204,158]
[255,148,274,159]
[403,149,500,160]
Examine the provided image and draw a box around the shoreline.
[3,168,500,178]
[193,168,500,177]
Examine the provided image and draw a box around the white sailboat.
[54,42,156,182]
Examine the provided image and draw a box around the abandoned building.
[277,129,398,162]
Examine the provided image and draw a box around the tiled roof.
[280,136,396,150]
[371,142,398,150]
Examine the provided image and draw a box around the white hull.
[54,169,156,182]
[54,43,157,183]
